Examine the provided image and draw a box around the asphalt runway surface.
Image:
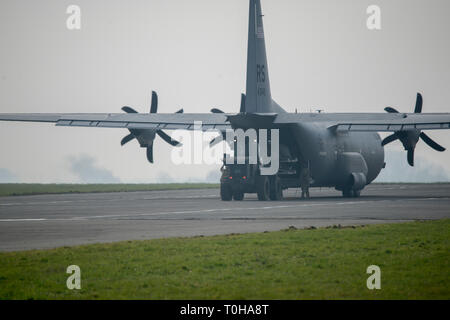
[0,184,449,251]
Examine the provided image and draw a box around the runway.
[0,184,449,251]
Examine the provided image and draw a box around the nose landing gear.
[342,188,361,198]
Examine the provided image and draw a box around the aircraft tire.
[269,176,283,201]
[342,188,352,198]
[256,176,270,201]
[353,190,361,198]
[220,183,233,201]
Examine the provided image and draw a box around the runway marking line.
[0,195,218,207]
[0,197,448,222]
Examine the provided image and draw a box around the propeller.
[209,94,247,147]
[120,91,182,163]
[239,93,246,113]
[210,94,246,115]
[382,93,445,166]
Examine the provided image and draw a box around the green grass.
[0,220,449,300]
[0,183,219,197]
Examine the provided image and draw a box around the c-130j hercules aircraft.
[1,0,449,201]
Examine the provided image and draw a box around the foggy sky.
[68,154,120,184]
[376,150,450,183]
[0,0,449,183]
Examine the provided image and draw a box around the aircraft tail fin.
[245,0,273,113]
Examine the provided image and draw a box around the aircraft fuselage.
[289,122,385,189]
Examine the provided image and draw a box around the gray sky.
[0,0,449,183]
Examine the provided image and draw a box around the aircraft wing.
[274,112,450,132]
[0,113,232,131]
[1,112,450,133]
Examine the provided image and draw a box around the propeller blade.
[176,109,184,114]
[211,108,224,114]
[150,91,158,114]
[414,93,423,114]
[384,107,399,114]
[122,106,138,114]
[407,149,415,167]
[121,133,135,146]
[157,130,181,147]
[240,94,246,113]
[420,132,446,152]
[382,134,398,146]
[210,136,223,147]
[146,145,154,163]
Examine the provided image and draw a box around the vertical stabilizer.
[245,0,273,113]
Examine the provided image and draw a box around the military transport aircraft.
[1,0,449,201]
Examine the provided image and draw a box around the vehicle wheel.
[353,190,361,198]
[256,176,270,201]
[233,191,244,201]
[269,176,283,201]
[220,183,233,201]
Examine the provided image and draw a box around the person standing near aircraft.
[300,164,311,199]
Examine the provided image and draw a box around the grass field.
[0,183,219,197]
[0,220,448,300]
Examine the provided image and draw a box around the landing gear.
[256,175,271,201]
[269,176,283,201]
[342,188,361,198]
[342,189,351,198]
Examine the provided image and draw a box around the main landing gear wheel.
[342,189,361,198]
[342,189,352,198]
[256,176,270,201]
[220,183,232,201]
[269,176,283,201]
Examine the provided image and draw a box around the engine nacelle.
[134,130,157,148]
[336,152,368,191]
